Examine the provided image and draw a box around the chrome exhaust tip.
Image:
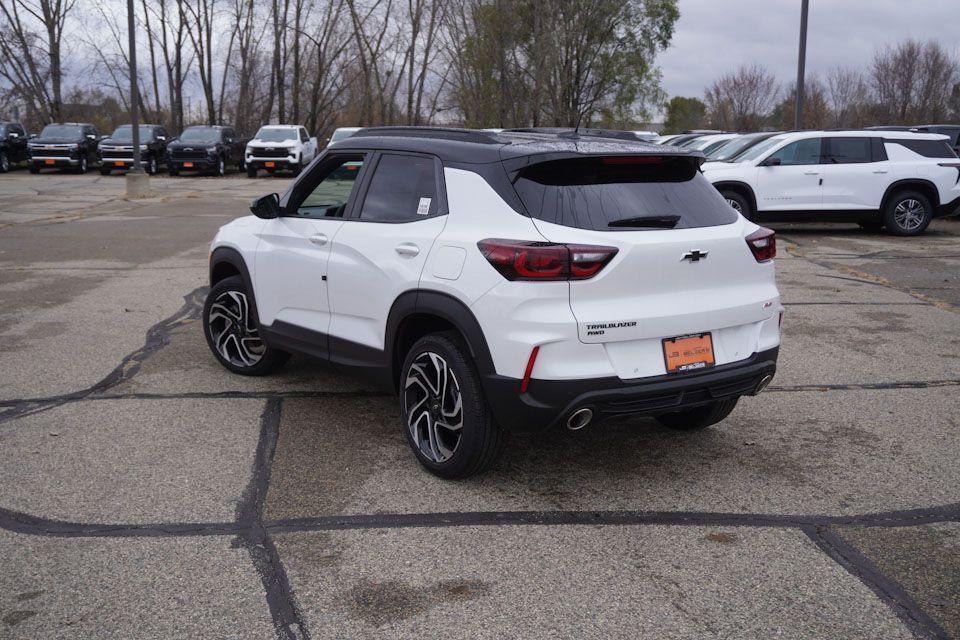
[753,374,774,395]
[566,407,594,431]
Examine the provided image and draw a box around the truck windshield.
[255,127,297,142]
[40,125,82,139]
[180,127,221,142]
[111,125,155,141]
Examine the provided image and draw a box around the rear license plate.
[663,333,715,374]
[45,159,55,165]
[183,162,193,168]
[265,161,275,168]
[115,161,124,167]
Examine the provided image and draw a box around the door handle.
[872,170,888,174]
[803,171,820,175]
[395,243,420,257]
[308,233,328,246]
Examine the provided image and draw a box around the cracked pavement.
[0,171,958,639]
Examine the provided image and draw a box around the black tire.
[99,167,112,176]
[400,331,507,479]
[76,156,88,174]
[292,163,302,176]
[168,168,179,176]
[29,163,39,174]
[146,156,158,175]
[655,398,739,431]
[202,275,289,376]
[246,164,257,178]
[238,159,245,172]
[215,157,226,177]
[883,190,932,236]
[721,190,751,220]
[0,151,9,173]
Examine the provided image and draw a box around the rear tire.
[883,190,932,236]
[202,275,289,376]
[400,332,506,479]
[656,398,739,431]
[721,190,751,220]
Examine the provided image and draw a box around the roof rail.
[352,126,502,145]
[502,127,641,143]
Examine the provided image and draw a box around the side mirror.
[156,135,166,141]
[8,132,18,138]
[759,156,782,167]
[250,193,281,219]
[28,133,36,139]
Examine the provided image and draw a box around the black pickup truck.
[0,122,30,172]
[166,125,248,176]
[98,124,169,175]
[27,122,100,173]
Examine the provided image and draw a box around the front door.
[755,137,825,211]
[253,153,368,353]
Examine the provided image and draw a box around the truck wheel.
[215,157,225,177]
[883,190,932,236]
[656,398,739,431]
[168,168,179,176]
[29,163,39,174]
[76,156,88,174]
[400,332,506,479]
[246,164,257,178]
[0,152,9,173]
[146,156,158,175]
[203,276,289,376]
[99,167,111,176]
[721,190,751,220]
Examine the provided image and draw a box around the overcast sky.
[658,0,960,100]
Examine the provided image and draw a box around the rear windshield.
[513,156,738,231]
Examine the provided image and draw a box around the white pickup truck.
[245,125,318,177]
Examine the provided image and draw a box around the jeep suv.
[98,124,169,175]
[204,127,782,478]
[701,130,960,235]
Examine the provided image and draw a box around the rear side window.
[359,154,438,223]
[513,156,737,232]
[825,137,872,164]
[885,138,957,159]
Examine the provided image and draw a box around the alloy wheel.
[207,290,265,367]
[725,198,743,214]
[893,198,926,231]
[403,352,464,463]
[218,159,225,176]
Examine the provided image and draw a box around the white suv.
[701,130,960,235]
[205,128,782,478]
[245,125,318,177]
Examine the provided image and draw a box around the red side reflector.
[745,227,776,262]
[602,156,663,165]
[520,346,540,393]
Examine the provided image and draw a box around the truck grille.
[32,147,73,158]
[101,149,132,159]
[170,148,209,160]
[250,147,290,158]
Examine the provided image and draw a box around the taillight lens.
[478,239,618,281]
[745,228,776,262]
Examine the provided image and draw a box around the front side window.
[825,137,872,164]
[358,154,438,223]
[295,155,365,218]
[766,138,823,166]
[299,128,309,142]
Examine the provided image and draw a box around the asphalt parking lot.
[0,171,958,639]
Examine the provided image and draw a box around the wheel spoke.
[402,350,465,463]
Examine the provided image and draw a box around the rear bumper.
[483,347,778,433]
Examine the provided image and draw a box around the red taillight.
[745,228,776,262]
[478,239,617,281]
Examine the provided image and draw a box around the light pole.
[793,0,809,131]
[125,0,149,196]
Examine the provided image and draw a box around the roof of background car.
[333,126,702,164]
[779,130,949,141]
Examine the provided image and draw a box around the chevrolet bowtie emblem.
[682,250,709,262]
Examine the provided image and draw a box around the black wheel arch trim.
[712,180,758,213]
[881,179,941,212]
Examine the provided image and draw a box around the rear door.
[819,136,889,209]
[755,137,825,210]
[326,152,447,356]
[514,155,779,379]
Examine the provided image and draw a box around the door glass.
[296,156,365,219]
[826,137,871,164]
[359,154,438,222]
[767,138,822,166]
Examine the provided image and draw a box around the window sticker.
[416,197,432,215]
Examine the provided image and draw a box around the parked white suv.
[701,130,960,235]
[205,128,782,478]
[245,125,318,177]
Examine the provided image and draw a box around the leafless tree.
[871,39,958,124]
[703,64,779,131]
[825,66,869,128]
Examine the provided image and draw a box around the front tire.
[246,164,257,178]
[76,156,88,174]
[146,156,158,175]
[0,151,9,173]
[884,190,932,236]
[29,163,39,174]
[202,275,289,376]
[215,157,226,177]
[400,332,506,479]
[721,190,751,220]
[99,167,111,176]
[655,398,739,431]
